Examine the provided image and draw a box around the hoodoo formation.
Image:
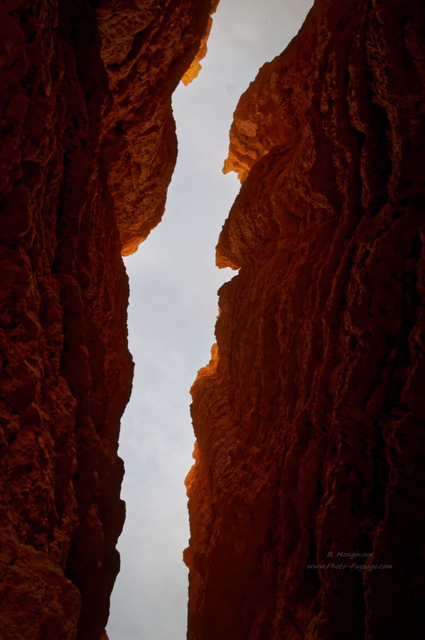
[0,1,216,639]
[187,1,425,639]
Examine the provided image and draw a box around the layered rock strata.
[0,1,215,639]
[187,1,425,638]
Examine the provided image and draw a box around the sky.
[107,1,313,639]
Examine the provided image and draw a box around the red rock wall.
[0,1,215,639]
[187,1,425,638]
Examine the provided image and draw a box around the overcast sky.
[107,2,313,639]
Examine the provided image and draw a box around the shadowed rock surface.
[187,1,425,638]
[0,1,216,638]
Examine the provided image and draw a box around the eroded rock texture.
[187,1,425,638]
[0,1,215,639]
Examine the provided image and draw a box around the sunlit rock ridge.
[187,1,425,638]
[0,1,216,639]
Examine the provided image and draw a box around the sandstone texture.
[187,1,425,639]
[0,1,215,639]
[97,0,218,255]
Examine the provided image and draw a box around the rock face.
[97,0,219,255]
[0,1,215,639]
[187,1,425,639]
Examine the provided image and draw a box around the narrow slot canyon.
[0,1,424,640]
[107,4,311,638]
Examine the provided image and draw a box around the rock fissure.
[1,0,425,638]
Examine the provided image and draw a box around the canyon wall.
[187,1,425,639]
[0,1,216,639]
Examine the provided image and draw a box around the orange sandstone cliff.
[0,1,216,639]
[187,1,425,639]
